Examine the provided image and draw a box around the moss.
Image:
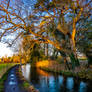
[62,71,73,76]
[22,82,30,88]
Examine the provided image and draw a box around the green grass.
[22,81,30,88]
[0,63,16,69]
[0,70,9,92]
[0,64,9,70]
[0,63,17,78]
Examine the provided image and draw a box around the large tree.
[0,0,92,69]
[34,0,92,68]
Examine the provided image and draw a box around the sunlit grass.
[36,60,49,67]
[0,64,10,70]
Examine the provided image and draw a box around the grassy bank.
[36,60,92,80]
[0,63,17,78]
[40,66,92,80]
[40,67,74,76]
[0,64,17,92]
[16,66,39,92]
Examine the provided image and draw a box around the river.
[21,64,92,92]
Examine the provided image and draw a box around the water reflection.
[66,77,74,92]
[37,68,50,77]
[58,76,63,85]
[10,74,14,77]
[21,64,90,92]
[9,81,17,85]
[21,64,30,81]
[79,82,87,92]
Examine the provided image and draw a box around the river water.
[21,64,92,92]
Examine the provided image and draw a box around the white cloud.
[0,42,13,57]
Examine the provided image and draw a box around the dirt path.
[4,66,25,92]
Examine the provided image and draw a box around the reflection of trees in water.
[73,78,79,92]
[60,76,67,92]
[30,67,40,84]
[59,76,78,92]
[28,65,89,92]
[46,75,65,92]
[87,82,92,92]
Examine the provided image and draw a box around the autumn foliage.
[0,55,25,64]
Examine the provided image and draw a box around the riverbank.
[0,63,16,78]
[0,64,16,92]
[36,60,92,80]
[40,67,92,80]
[16,66,39,92]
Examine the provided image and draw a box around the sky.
[0,0,34,58]
[0,42,13,57]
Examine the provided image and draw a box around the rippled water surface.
[22,64,92,92]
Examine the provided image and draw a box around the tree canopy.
[0,0,92,68]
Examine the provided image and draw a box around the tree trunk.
[69,19,80,69]
[64,57,70,70]
[59,51,70,70]
[86,48,92,67]
[46,43,48,57]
